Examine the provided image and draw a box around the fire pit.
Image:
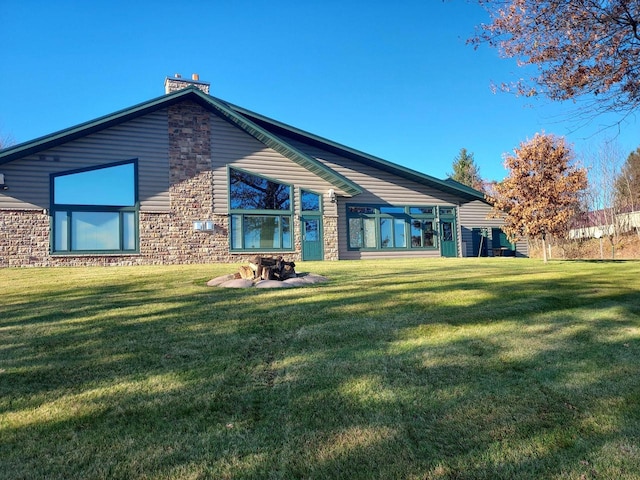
[238,256,297,282]
[207,256,329,289]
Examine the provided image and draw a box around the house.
[0,74,527,267]
[569,207,640,239]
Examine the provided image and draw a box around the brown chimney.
[164,73,210,95]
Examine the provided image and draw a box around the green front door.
[440,218,458,257]
[301,215,323,261]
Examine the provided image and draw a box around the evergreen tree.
[615,147,640,211]
[448,148,483,191]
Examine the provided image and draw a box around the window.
[229,168,293,251]
[51,160,138,253]
[347,204,438,250]
[301,190,321,212]
[411,219,434,247]
[348,216,377,248]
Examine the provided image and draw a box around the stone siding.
[0,210,50,267]
[323,215,339,261]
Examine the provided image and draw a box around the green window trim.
[346,204,441,251]
[228,167,294,252]
[300,188,322,213]
[50,159,139,254]
[230,214,293,251]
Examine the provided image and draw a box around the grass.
[1,258,640,479]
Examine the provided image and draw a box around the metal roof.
[0,86,487,202]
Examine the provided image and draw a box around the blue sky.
[1,0,638,182]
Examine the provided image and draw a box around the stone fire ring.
[206,273,329,289]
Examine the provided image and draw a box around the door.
[301,215,323,261]
[440,219,458,257]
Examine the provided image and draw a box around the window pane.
[122,212,136,250]
[393,219,405,248]
[411,220,422,247]
[349,218,363,248]
[423,222,435,247]
[305,219,319,241]
[54,162,135,206]
[54,211,69,251]
[72,212,120,250]
[231,215,243,249]
[380,218,392,248]
[282,217,292,249]
[363,218,377,248]
[410,207,434,215]
[301,190,321,211]
[348,206,375,214]
[229,169,290,210]
[244,215,280,249]
[442,222,453,241]
[380,206,404,214]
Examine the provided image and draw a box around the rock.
[255,280,295,288]
[218,279,254,288]
[207,274,236,286]
[299,274,329,284]
[281,277,311,286]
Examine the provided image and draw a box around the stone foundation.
[0,209,316,267]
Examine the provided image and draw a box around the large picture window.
[51,160,138,253]
[229,168,293,251]
[347,204,438,251]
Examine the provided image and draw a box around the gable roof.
[0,87,361,197]
[0,86,486,202]
[227,103,487,202]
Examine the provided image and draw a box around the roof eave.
[0,87,362,197]
[226,103,486,202]
[191,90,362,197]
[0,88,203,165]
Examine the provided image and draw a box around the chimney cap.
[164,73,210,95]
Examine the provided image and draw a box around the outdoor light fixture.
[0,173,7,190]
[327,188,336,203]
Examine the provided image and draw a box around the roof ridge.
[0,87,361,196]
[227,102,486,202]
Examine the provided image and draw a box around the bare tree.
[0,131,14,150]
[584,140,626,258]
[471,1,640,118]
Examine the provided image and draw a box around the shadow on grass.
[1,261,640,479]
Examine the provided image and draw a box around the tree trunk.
[542,235,548,263]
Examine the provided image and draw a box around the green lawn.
[1,259,639,479]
